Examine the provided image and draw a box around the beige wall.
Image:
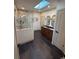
[40,9,56,18]
[14,10,28,17]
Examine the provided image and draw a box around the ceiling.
[15,0,57,12]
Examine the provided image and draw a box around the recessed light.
[21,7,24,10]
[48,5,50,8]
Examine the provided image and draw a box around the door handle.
[55,30,59,33]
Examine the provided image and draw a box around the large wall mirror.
[46,15,56,28]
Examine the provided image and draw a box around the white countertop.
[42,26,55,31]
[16,28,33,31]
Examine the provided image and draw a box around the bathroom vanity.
[16,28,34,44]
[41,25,54,43]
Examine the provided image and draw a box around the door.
[32,13,41,31]
[33,17,40,30]
[53,9,65,53]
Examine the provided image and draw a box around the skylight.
[34,0,49,10]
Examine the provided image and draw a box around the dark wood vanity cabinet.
[41,26,53,43]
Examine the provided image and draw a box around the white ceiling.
[15,0,57,12]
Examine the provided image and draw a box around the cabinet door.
[41,27,53,42]
[16,30,22,44]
